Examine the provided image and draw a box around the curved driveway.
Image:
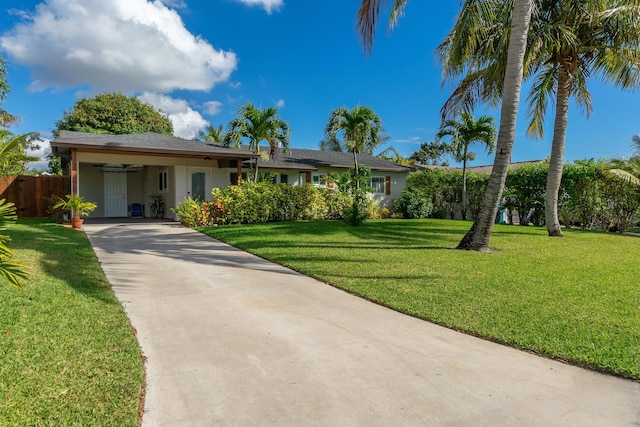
[84,221,640,427]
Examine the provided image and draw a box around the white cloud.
[275,99,285,108]
[0,0,237,93]
[26,137,51,171]
[235,0,284,14]
[229,81,242,89]
[203,101,223,116]
[395,137,422,144]
[139,93,208,139]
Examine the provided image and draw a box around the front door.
[105,172,127,217]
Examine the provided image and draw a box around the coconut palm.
[224,102,290,181]
[436,112,496,220]
[320,106,387,178]
[197,124,226,144]
[439,0,640,237]
[357,0,534,250]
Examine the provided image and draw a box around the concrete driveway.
[84,221,640,427]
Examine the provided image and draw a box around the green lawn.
[0,219,144,426]
[201,219,640,379]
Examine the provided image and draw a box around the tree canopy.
[0,55,17,128]
[55,93,174,136]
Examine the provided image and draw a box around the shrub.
[397,188,433,219]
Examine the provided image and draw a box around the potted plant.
[53,194,97,229]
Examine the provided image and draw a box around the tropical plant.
[436,112,496,219]
[53,194,97,219]
[357,0,535,251]
[197,124,226,143]
[224,102,290,182]
[320,105,388,180]
[56,93,174,136]
[608,135,640,187]
[0,131,39,175]
[0,198,28,288]
[439,0,640,237]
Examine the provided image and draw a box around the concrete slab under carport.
[83,221,640,426]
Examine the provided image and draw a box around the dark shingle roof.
[252,147,410,173]
[52,131,256,159]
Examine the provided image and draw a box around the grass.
[200,219,640,380]
[0,219,144,426]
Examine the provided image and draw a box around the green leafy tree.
[0,131,39,175]
[357,0,535,251]
[436,112,496,220]
[56,93,174,136]
[0,55,17,128]
[224,102,291,182]
[197,124,226,143]
[439,0,640,237]
[409,141,452,166]
[320,106,388,182]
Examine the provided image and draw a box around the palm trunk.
[353,150,360,190]
[461,150,468,220]
[545,63,573,237]
[457,0,533,251]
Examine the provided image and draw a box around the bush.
[397,188,433,219]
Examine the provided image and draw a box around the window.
[280,174,288,184]
[312,174,327,187]
[158,168,168,192]
[191,172,206,200]
[230,172,248,185]
[371,176,385,194]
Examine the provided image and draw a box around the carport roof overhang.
[51,131,257,161]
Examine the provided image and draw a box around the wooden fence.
[0,175,70,218]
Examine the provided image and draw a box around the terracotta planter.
[71,217,84,230]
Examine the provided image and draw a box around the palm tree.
[224,102,290,181]
[439,0,640,237]
[197,124,226,144]
[436,112,496,220]
[320,106,387,179]
[608,135,640,186]
[357,0,534,251]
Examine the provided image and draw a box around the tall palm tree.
[436,112,496,220]
[439,0,640,237]
[320,106,387,178]
[357,0,534,251]
[197,124,226,144]
[224,102,290,181]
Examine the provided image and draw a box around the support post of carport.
[237,157,243,182]
[71,148,78,196]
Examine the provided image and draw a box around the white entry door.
[104,172,128,217]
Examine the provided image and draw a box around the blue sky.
[0,0,638,170]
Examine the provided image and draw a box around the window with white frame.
[371,176,385,194]
[158,168,168,193]
[312,174,327,187]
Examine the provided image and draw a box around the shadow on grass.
[9,219,121,304]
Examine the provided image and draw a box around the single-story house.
[51,131,409,220]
